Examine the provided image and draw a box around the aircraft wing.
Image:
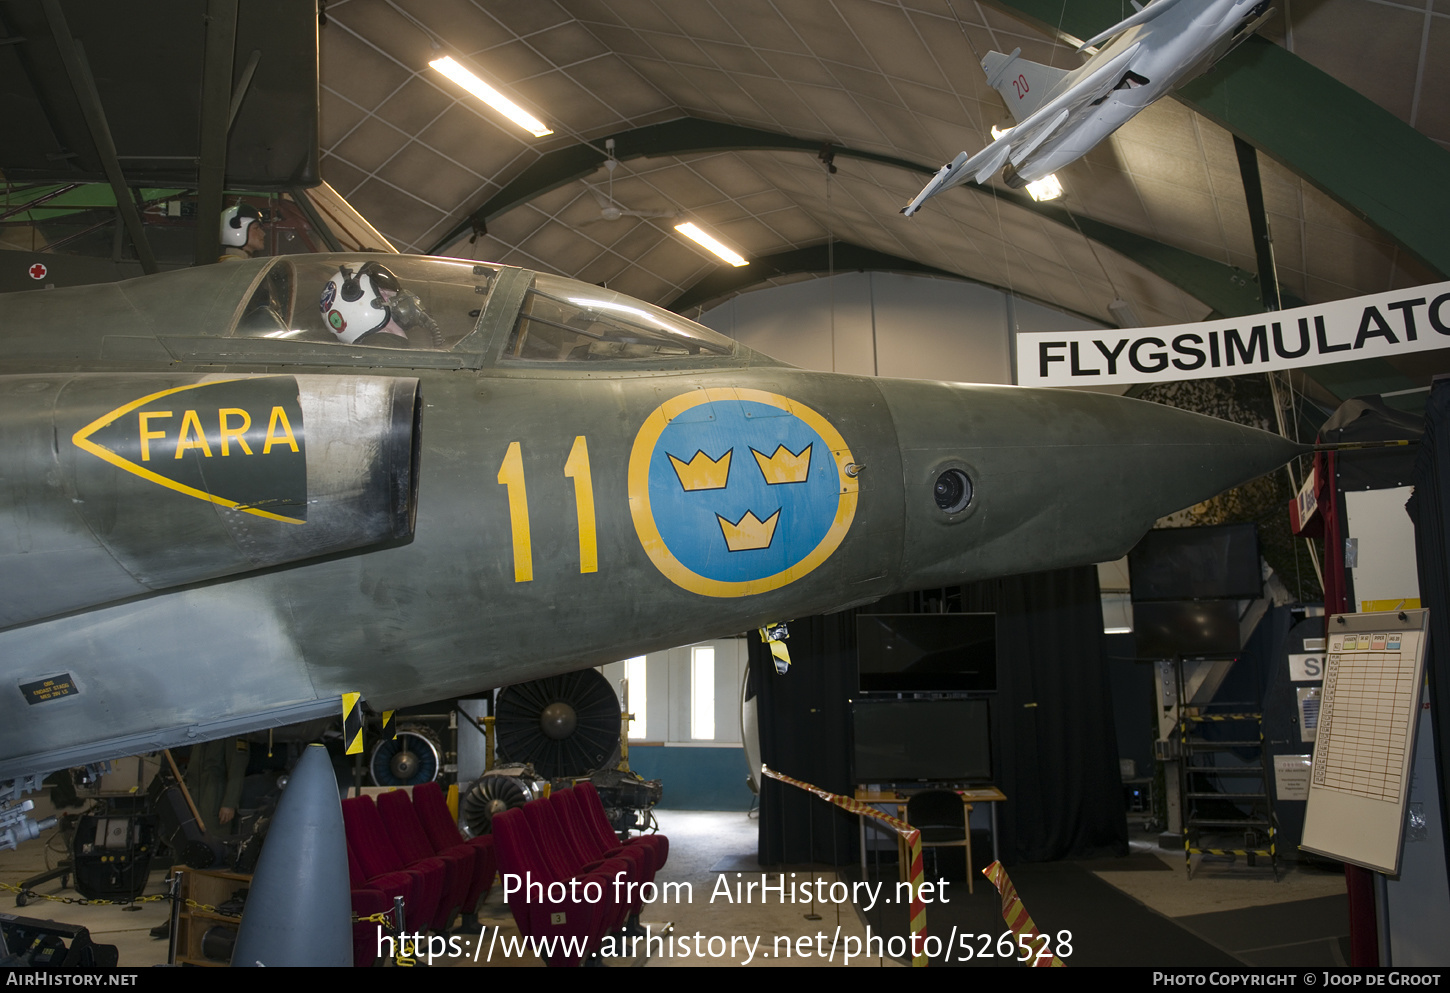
[1079,0,1186,51]
[901,147,999,217]
[902,42,1141,215]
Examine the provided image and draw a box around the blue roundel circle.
[628,388,857,597]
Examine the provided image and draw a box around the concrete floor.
[0,806,1345,968]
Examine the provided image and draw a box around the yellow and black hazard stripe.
[758,623,791,674]
[1188,847,1274,857]
[342,693,365,755]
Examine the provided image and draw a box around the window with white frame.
[623,656,647,739]
[691,645,715,740]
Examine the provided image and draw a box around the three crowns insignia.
[667,443,813,553]
[717,510,780,552]
[669,449,732,490]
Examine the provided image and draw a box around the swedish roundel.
[628,388,857,597]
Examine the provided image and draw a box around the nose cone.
[877,380,1304,587]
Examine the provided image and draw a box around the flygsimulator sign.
[1016,281,1450,388]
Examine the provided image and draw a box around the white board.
[1344,486,1421,612]
[1300,610,1428,873]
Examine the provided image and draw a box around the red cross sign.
[28,262,47,280]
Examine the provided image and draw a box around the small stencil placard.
[21,674,78,705]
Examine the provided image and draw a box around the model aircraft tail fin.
[982,49,1069,123]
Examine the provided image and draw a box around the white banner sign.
[1015,280,1450,387]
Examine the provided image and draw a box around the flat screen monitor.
[1129,523,1262,601]
[1132,599,1242,659]
[856,613,996,693]
[852,698,992,784]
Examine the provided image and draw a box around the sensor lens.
[933,468,972,513]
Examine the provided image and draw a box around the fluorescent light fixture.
[1107,297,1142,329]
[1026,174,1064,201]
[990,124,1014,139]
[429,56,552,137]
[674,222,748,267]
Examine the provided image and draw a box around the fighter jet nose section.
[878,380,1305,587]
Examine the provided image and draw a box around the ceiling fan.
[580,138,679,223]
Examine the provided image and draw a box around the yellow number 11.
[497,437,597,583]
[564,436,598,574]
[497,442,532,582]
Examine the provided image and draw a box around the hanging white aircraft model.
[902,0,1274,215]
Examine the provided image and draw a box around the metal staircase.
[1176,659,1279,880]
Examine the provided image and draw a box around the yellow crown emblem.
[717,509,780,552]
[669,449,732,491]
[751,443,812,484]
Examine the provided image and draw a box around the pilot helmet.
[220,204,263,248]
[319,262,402,343]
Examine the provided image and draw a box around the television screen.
[856,613,996,693]
[852,698,992,784]
[1132,599,1242,659]
[1129,524,1262,601]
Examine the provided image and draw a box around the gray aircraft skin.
[903,0,1274,213]
[0,252,1301,784]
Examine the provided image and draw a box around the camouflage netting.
[1137,375,1323,603]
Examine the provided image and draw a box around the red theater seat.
[575,780,668,871]
[411,781,496,914]
[553,788,653,915]
[341,794,445,935]
[523,797,632,935]
[376,788,474,931]
[348,849,393,968]
[492,804,626,966]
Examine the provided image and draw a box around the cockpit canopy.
[231,256,737,362]
[505,273,733,361]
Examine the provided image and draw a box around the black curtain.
[960,567,1128,862]
[754,565,1127,866]
[1406,380,1450,879]
[753,611,859,867]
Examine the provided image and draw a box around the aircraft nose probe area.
[877,379,1306,589]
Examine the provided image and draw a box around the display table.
[853,786,1006,894]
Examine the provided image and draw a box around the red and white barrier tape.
[981,860,1065,967]
[760,764,928,966]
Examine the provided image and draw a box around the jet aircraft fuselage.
[0,253,1300,782]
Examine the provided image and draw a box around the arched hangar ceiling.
[318,0,1450,365]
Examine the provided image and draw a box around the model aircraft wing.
[1078,0,1185,51]
[901,144,1002,216]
